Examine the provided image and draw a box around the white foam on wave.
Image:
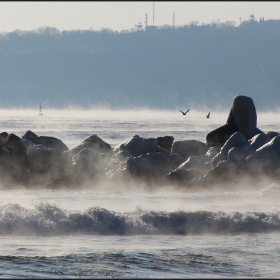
[0,202,280,236]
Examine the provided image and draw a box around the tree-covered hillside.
[0,18,279,110]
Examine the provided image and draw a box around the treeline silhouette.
[0,18,279,110]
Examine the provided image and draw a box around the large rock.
[65,141,112,159]
[206,95,263,147]
[267,131,279,140]
[81,134,112,153]
[246,135,280,175]
[22,141,65,187]
[71,148,111,180]
[212,132,246,168]
[228,133,270,164]
[157,136,174,152]
[22,130,69,154]
[113,135,166,157]
[185,160,242,190]
[0,132,8,146]
[165,154,209,185]
[106,152,174,187]
[171,139,206,160]
[0,133,29,186]
[165,168,202,185]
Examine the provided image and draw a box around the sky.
[0,1,280,33]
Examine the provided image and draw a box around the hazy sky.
[0,1,279,32]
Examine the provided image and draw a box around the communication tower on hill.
[153,2,155,26]
[145,2,157,31]
[145,13,148,28]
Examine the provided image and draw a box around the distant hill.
[0,18,280,111]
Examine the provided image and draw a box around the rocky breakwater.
[0,95,279,192]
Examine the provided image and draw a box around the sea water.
[0,108,280,278]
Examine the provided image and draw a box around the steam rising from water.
[0,107,229,120]
[0,108,279,215]
[0,107,280,280]
[0,107,229,149]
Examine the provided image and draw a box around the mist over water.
[0,107,279,190]
[0,108,280,277]
[0,107,229,148]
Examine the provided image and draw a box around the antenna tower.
[173,11,175,27]
[153,2,155,26]
[145,13,148,28]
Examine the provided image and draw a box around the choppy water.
[0,108,280,278]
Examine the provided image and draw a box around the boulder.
[171,139,206,160]
[113,135,159,157]
[81,134,112,153]
[65,141,112,159]
[106,152,174,186]
[206,95,264,147]
[228,133,270,164]
[212,132,246,168]
[0,133,28,186]
[72,148,111,179]
[0,132,8,145]
[165,168,202,185]
[22,130,69,154]
[157,136,174,152]
[246,135,280,175]
[267,131,279,140]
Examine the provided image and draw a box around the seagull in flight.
[179,109,190,115]
[206,112,210,118]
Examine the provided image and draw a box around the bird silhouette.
[206,112,210,118]
[179,109,190,115]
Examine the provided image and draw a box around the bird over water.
[179,109,190,115]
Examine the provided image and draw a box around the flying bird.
[179,109,190,115]
[206,112,210,118]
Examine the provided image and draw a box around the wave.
[0,202,279,236]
